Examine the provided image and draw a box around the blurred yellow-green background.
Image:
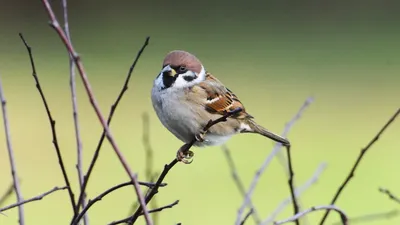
[0,0,399,224]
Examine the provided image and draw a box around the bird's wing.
[197,72,253,120]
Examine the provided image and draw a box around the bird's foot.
[195,130,206,142]
[176,144,194,164]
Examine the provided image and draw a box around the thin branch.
[285,145,299,224]
[331,209,399,225]
[319,108,400,225]
[112,108,243,225]
[75,36,150,214]
[128,171,160,217]
[222,145,261,223]
[262,162,327,225]
[235,97,314,225]
[274,205,348,225]
[142,113,159,223]
[0,183,14,206]
[40,1,152,224]
[0,76,25,224]
[0,186,67,213]
[240,209,254,225]
[71,181,166,225]
[143,113,154,183]
[109,200,179,225]
[144,200,179,215]
[19,33,77,215]
[60,0,88,223]
[379,187,400,204]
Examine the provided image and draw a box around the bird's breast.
[151,87,239,146]
[152,88,202,143]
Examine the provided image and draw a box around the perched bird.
[151,50,290,163]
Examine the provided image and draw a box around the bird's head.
[154,50,206,90]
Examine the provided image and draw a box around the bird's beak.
[161,65,177,77]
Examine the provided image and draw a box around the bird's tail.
[243,120,290,146]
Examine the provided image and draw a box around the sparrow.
[151,50,290,163]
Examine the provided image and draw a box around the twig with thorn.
[0,187,67,213]
[275,205,348,225]
[379,187,400,204]
[112,108,243,225]
[144,200,179,215]
[235,97,314,225]
[318,108,400,225]
[222,145,261,223]
[0,183,14,206]
[40,1,152,223]
[19,33,77,216]
[0,76,25,224]
[75,36,150,218]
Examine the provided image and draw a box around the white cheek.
[172,66,207,89]
[196,66,206,81]
[173,75,192,88]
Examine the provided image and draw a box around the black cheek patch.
[183,75,195,82]
[162,74,178,89]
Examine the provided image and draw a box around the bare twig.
[275,205,348,225]
[285,145,299,224]
[19,33,77,215]
[113,108,243,225]
[379,187,400,204]
[143,113,155,183]
[0,183,14,206]
[144,200,179,215]
[60,0,87,223]
[71,181,166,225]
[142,113,159,223]
[276,164,310,225]
[129,171,160,218]
[240,209,254,225]
[109,200,179,225]
[75,36,150,214]
[319,108,400,225]
[0,76,25,224]
[235,97,314,225]
[40,1,152,224]
[222,145,261,223]
[262,162,327,225]
[331,209,399,225]
[0,186,67,213]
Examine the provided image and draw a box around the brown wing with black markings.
[198,72,253,120]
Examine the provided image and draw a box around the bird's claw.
[176,148,194,164]
[195,130,206,142]
[176,131,205,164]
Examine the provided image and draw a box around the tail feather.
[241,120,290,146]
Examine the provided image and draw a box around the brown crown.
[163,50,203,74]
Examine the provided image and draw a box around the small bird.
[151,50,290,163]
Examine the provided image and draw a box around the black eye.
[178,66,187,73]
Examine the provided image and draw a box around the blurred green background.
[0,0,399,224]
